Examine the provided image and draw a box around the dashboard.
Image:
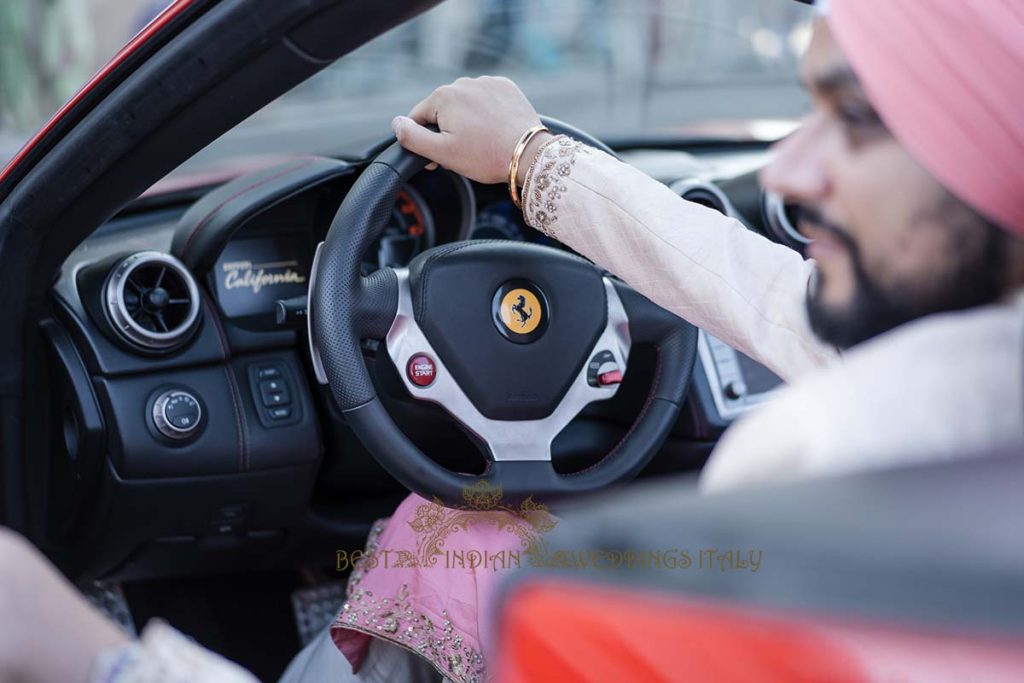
[46,141,787,580]
[191,164,572,333]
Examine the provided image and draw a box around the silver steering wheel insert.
[383,269,630,462]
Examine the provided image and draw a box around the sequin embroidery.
[523,135,589,236]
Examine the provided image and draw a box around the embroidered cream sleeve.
[520,135,839,382]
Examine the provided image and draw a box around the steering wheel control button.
[247,362,302,428]
[407,354,437,387]
[152,389,203,441]
[587,350,624,387]
[492,279,550,344]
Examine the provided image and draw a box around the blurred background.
[0,0,814,175]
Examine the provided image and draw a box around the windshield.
[1,0,814,175]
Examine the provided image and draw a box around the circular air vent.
[761,190,812,249]
[104,252,201,351]
[669,178,735,217]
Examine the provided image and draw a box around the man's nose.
[760,115,831,204]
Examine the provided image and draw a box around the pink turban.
[826,0,1024,237]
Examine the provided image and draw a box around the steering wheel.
[309,117,697,507]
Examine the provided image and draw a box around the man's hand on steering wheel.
[391,76,552,185]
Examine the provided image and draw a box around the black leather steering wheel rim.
[311,117,698,507]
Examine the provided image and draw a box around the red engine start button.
[407,354,437,387]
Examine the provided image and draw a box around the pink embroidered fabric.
[330,491,555,683]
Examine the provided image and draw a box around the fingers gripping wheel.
[310,118,697,507]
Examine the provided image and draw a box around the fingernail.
[391,116,404,134]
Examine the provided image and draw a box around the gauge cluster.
[212,233,312,325]
[365,186,435,271]
[203,163,474,329]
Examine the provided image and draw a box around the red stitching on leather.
[221,364,246,473]
[179,158,318,261]
[201,289,231,358]
[202,288,249,471]
[223,365,250,472]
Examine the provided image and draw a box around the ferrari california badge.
[492,280,549,343]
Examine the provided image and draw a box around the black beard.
[801,204,1010,350]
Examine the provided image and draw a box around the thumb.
[392,116,447,164]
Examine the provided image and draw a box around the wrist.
[516,131,555,188]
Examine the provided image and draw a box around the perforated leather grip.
[613,281,698,405]
[312,162,404,410]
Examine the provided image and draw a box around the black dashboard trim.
[171,156,355,275]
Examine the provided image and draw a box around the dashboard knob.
[152,389,203,440]
[724,380,748,401]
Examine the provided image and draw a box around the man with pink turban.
[0,1,1021,682]
[307,0,1024,679]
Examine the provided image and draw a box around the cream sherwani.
[523,136,1024,491]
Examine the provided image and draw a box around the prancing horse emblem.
[495,284,545,341]
[510,294,533,328]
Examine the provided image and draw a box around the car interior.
[2,0,1019,680]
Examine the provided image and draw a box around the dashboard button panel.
[248,362,301,427]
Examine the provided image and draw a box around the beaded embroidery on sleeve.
[522,135,590,237]
[333,521,487,683]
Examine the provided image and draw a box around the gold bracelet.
[508,124,548,208]
[520,134,561,224]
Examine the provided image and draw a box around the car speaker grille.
[104,252,201,351]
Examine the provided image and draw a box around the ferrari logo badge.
[492,280,549,343]
[500,288,542,334]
